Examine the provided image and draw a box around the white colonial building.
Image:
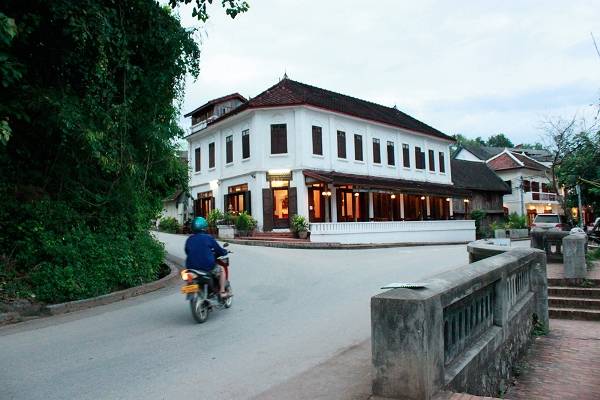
[185,78,478,243]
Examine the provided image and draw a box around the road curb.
[44,258,182,316]
[221,238,471,249]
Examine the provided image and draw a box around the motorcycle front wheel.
[190,296,209,323]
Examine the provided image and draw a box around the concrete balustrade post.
[563,234,587,279]
[371,291,444,400]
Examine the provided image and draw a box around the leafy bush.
[0,197,165,303]
[470,210,487,238]
[290,215,309,233]
[490,221,505,231]
[158,217,180,233]
[235,211,257,233]
[206,209,224,229]
[507,212,527,229]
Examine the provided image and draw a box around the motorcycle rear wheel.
[224,283,233,309]
[190,297,209,323]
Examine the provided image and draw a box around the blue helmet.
[192,217,208,233]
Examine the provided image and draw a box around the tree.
[540,116,588,222]
[0,1,245,303]
[486,133,514,148]
[555,130,600,221]
[169,0,249,21]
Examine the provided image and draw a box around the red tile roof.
[487,151,548,171]
[207,78,453,141]
[511,152,548,170]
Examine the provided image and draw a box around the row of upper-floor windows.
[193,123,447,173]
[327,128,445,173]
[194,129,250,172]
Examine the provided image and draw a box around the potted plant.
[206,209,224,236]
[291,215,310,239]
[217,211,236,239]
[235,211,257,237]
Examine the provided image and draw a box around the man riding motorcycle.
[185,217,230,298]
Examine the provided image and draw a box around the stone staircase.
[548,278,600,321]
[241,231,309,243]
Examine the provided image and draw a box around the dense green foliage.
[469,209,488,238]
[290,215,309,233]
[169,0,249,21]
[555,131,600,219]
[159,217,181,233]
[486,133,514,148]
[0,1,201,303]
[234,211,256,234]
[506,212,527,229]
[206,209,224,229]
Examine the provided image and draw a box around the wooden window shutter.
[194,147,201,172]
[243,191,252,215]
[288,187,298,219]
[262,188,273,231]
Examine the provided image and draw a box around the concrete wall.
[371,248,548,399]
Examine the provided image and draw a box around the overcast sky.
[174,0,600,144]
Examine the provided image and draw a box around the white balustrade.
[309,220,476,244]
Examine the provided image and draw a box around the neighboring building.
[485,149,560,225]
[454,144,561,225]
[454,144,553,166]
[185,77,478,243]
[160,151,190,225]
[450,159,511,228]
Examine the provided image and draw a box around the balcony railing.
[526,192,558,203]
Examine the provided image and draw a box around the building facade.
[186,78,477,243]
[455,147,561,225]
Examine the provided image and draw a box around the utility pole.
[576,183,583,227]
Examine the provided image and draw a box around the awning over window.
[302,170,470,197]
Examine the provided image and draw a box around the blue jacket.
[184,233,227,272]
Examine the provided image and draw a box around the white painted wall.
[492,168,560,216]
[454,148,484,162]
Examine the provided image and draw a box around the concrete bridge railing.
[371,248,548,400]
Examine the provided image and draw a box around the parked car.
[531,213,571,232]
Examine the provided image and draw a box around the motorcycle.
[180,243,233,323]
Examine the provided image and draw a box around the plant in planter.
[206,209,224,235]
[235,211,257,237]
[158,217,180,233]
[291,215,310,239]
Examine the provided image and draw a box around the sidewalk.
[505,318,600,400]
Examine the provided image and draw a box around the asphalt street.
[1,232,478,400]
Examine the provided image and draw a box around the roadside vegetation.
[0,1,248,304]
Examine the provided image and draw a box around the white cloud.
[173,0,600,143]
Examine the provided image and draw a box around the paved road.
[1,233,474,400]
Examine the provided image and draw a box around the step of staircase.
[548,278,600,287]
[242,236,308,242]
[252,232,295,238]
[548,307,600,321]
[549,297,600,310]
[548,286,600,299]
